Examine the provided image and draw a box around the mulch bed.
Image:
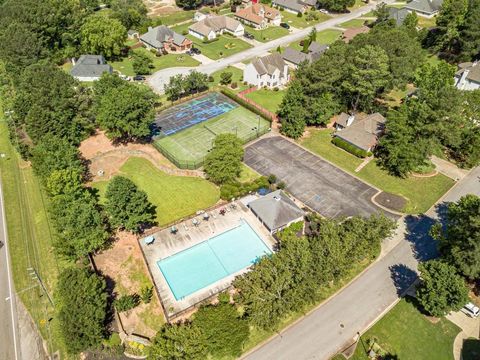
[375,192,407,213]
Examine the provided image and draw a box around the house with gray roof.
[388,7,410,26]
[282,42,328,68]
[244,53,289,89]
[70,55,112,82]
[140,25,192,53]
[334,113,386,152]
[248,190,305,234]
[455,62,480,91]
[404,0,443,17]
[189,15,244,40]
[272,0,308,14]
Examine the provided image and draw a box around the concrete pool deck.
[139,199,275,320]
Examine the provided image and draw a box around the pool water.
[157,220,271,300]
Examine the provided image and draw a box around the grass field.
[339,18,368,28]
[210,66,248,92]
[316,29,343,44]
[155,106,270,166]
[92,157,219,226]
[281,11,331,29]
[244,89,286,113]
[186,34,253,60]
[156,10,196,26]
[239,164,261,183]
[301,129,454,213]
[247,26,290,42]
[343,298,460,360]
[110,48,200,76]
[0,114,66,355]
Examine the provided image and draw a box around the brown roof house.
[334,113,386,152]
[454,62,480,91]
[342,26,370,43]
[235,4,281,29]
[282,41,328,68]
[189,15,244,41]
[248,190,305,234]
[243,53,289,89]
[140,25,192,53]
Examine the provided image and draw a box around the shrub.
[268,174,277,184]
[149,48,157,55]
[332,136,370,158]
[277,181,286,189]
[218,292,230,304]
[273,87,279,91]
[115,294,140,312]
[230,82,238,89]
[220,177,269,200]
[208,75,215,82]
[140,286,154,304]
[182,30,188,35]
[220,71,233,85]
[297,11,303,17]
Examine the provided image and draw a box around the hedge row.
[220,88,273,122]
[331,136,372,158]
[220,176,269,200]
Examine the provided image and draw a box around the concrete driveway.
[147,0,393,93]
[244,136,397,219]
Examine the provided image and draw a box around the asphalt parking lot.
[244,136,398,219]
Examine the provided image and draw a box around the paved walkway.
[431,155,469,181]
[192,54,215,65]
[446,311,480,360]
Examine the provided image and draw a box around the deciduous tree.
[204,134,244,184]
[132,51,153,75]
[81,15,126,58]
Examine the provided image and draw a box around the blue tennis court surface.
[154,92,238,136]
[157,220,271,300]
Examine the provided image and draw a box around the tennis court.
[154,106,271,169]
[154,92,238,136]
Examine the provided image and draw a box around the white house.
[455,62,480,91]
[189,15,244,41]
[70,55,113,82]
[243,53,289,89]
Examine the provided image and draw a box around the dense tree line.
[164,71,209,101]
[278,25,425,138]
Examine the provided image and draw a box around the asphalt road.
[0,181,21,360]
[147,0,392,93]
[243,166,480,360]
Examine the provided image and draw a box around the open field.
[247,26,290,42]
[340,298,460,360]
[155,106,270,167]
[92,157,219,226]
[186,34,253,60]
[281,11,331,29]
[156,10,196,26]
[110,48,200,76]
[244,88,286,113]
[317,29,343,44]
[301,129,454,214]
[0,116,65,355]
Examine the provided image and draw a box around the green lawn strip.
[210,66,248,92]
[316,29,343,44]
[243,259,371,354]
[246,26,290,42]
[239,164,261,183]
[244,89,286,113]
[110,48,200,77]
[348,0,367,10]
[418,16,437,29]
[387,3,406,8]
[339,18,368,28]
[280,11,331,29]
[92,157,219,226]
[348,298,460,360]
[170,22,192,36]
[156,10,196,26]
[186,34,253,60]
[301,129,454,214]
[362,10,377,17]
[0,119,66,355]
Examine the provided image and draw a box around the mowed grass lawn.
[317,29,343,44]
[92,157,219,226]
[247,26,290,42]
[281,11,331,29]
[210,66,248,92]
[345,298,460,360]
[244,89,286,113]
[339,18,368,28]
[187,34,252,60]
[111,48,200,76]
[301,129,454,214]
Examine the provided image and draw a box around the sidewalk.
[446,311,480,360]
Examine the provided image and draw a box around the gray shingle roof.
[252,53,286,75]
[70,55,112,78]
[405,0,443,14]
[388,7,410,25]
[189,15,242,37]
[456,62,480,83]
[282,47,310,65]
[335,113,386,151]
[140,25,187,50]
[248,190,305,232]
[272,0,306,13]
[308,41,328,55]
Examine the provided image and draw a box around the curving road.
[147,0,392,93]
[242,166,480,360]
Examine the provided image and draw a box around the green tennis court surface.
[154,105,271,169]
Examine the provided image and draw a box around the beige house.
[243,53,289,89]
[334,113,386,152]
[189,15,244,40]
[235,4,281,29]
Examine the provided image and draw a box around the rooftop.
[272,0,306,13]
[251,52,286,75]
[140,25,187,49]
[235,4,280,25]
[456,62,480,83]
[404,0,443,14]
[70,55,112,78]
[335,113,386,151]
[190,15,242,37]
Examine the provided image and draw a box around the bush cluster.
[331,136,372,158]
[220,176,269,200]
[115,293,140,312]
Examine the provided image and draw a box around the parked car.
[119,74,130,81]
[280,22,290,29]
[244,32,255,40]
[191,47,201,55]
[319,8,329,14]
[461,302,479,318]
[133,75,146,81]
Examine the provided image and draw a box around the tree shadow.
[389,263,417,296]
[461,338,480,360]
[404,215,439,261]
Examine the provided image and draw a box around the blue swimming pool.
[157,220,271,300]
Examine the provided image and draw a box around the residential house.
[454,62,480,91]
[388,7,410,26]
[70,55,113,82]
[342,26,370,43]
[244,53,289,89]
[194,10,209,22]
[333,112,356,130]
[248,190,305,234]
[235,4,281,29]
[404,0,443,17]
[334,113,386,152]
[282,41,328,68]
[189,15,244,40]
[127,30,139,39]
[140,25,192,53]
[272,0,308,14]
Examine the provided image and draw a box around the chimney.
[347,113,355,126]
